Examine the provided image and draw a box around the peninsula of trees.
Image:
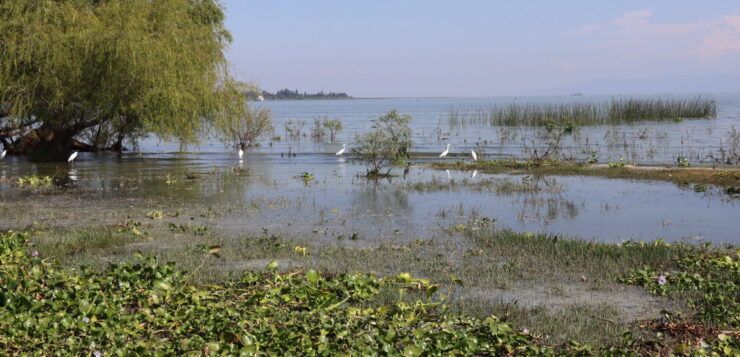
[261,89,351,100]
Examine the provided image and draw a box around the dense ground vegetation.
[2,227,738,355]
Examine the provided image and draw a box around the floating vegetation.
[16,174,53,188]
[621,250,740,327]
[446,97,716,127]
[299,172,314,183]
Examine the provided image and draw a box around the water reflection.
[0,154,737,244]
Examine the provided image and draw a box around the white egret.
[238,148,244,159]
[0,149,6,160]
[439,143,451,158]
[67,151,78,163]
[335,144,346,156]
[471,150,477,161]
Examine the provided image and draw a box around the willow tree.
[0,0,234,160]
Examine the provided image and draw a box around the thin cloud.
[698,15,740,57]
[610,9,652,27]
[570,9,740,59]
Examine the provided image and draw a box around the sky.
[222,1,740,97]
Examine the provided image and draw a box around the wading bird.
[238,148,244,159]
[471,150,477,161]
[67,151,78,163]
[439,143,451,158]
[335,144,346,156]
[0,149,6,160]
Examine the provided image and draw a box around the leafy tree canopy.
[0,0,235,160]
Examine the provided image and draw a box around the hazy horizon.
[223,1,740,97]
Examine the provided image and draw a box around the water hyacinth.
[658,275,667,285]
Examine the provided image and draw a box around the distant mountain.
[262,89,351,100]
[527,74,740,96]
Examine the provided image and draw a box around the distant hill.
[262,89,351,100]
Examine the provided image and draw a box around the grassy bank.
[430,160,740,193]
[446,97,716,127]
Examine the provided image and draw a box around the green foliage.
[608,158,626,168]
[322,117,343,142]
[0,230,549,356]
[622,251,740,327]
[310,116,343,142]
[351,110,413,177]
[677,156,691,167]
[0,0,234,159]
[16,175,53,188]
[300,172,314,183]
[214,81,273,151]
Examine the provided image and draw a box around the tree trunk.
[10,124,76,162]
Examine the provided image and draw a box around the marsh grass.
[446,97,716,128]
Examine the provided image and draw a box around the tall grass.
[446,97,716,127]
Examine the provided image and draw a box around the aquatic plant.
[0,230,548,355]
[322,117,343,142]
[445,97,716,128]
[215,84,273,151]
[351,110,413,177]
[284,120,306,141]
[16,174,53,188]
[299,171,314,183]
[622,250,740,327]
[608,158,626,168]
[309,116,343,143]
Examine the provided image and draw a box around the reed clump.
[447,97,716,127]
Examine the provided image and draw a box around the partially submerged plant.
[214,81,273,152]
[16,174,53,188]
[351,109,412,177]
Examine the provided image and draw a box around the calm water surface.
[0,96,738,244]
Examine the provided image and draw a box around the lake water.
[0,95,738,244]
[142,94,739,164]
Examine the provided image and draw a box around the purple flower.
[93,351,102,357]
[658,275,667,285]
[522,328,529,334]
[82,317,90,323]
[31,251,39,257]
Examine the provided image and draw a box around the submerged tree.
[351,110,412,177]
[214,81,273,151]
[322,117,343,142]
[0,0,234,160]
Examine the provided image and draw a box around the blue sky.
[222,1,740,97]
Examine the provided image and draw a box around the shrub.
[351,110,412,177]
[215,81,273,151]
[322,117,343,142]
